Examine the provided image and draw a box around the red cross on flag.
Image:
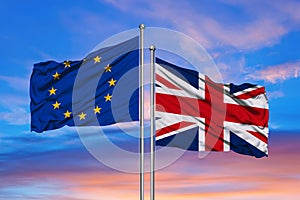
[155,58,269,158]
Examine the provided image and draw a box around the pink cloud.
[103,0,300,50]
[2,133,299,200]
[224,0,300,25]
[215,57,247,83]
[247,61,300,83]
[267,91,285,99]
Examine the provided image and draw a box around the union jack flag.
[155,58,269,158]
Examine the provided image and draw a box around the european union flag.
[30,37,139,133]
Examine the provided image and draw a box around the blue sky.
[1,0,300,199]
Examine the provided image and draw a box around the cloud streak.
[0,75,29,92]
[0,131,299,199]
[247,61,300,83]
[0,107,29,125]
[103,0,300,50]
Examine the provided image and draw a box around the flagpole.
[149,45,156,200]
[139,23,145,200]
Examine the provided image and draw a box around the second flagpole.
[150,45,156,200]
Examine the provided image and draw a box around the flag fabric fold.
[155,58,269,158]
[30,36,139,133]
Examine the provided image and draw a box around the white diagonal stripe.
[224,85,269,109]
[224,121,268,154]
[156,64,204,99]
[156,123,199,141]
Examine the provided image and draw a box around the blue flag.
[30,37,139,133]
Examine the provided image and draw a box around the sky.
[0,0,300,199]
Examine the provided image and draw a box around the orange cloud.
[2,133,299,200]
[22,146,300,199]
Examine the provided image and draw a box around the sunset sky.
[1,0,300,199]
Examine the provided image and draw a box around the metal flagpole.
[139,23,145,200]
[149,45,156,200]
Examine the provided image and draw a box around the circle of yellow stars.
[48,55,117,121]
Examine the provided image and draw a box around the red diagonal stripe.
[156,74,181,90]
[156,121,194,137]
[235,87,265,99]
[247,130,268,144]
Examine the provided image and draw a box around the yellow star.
[52,72,61,80]
[108,78,117,87]
[64,60,71,68]
[64,110,72,118]
[48,87,57,95]
[104,64,112,72]
[93,56,101,63]
[78,112,87,120]
[104,93,112,102]
[94,106,102,114]
[52,101,61,109]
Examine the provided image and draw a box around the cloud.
[215,56,247,83]
[247,61,300,83]
[29,47,55,61]
[103,0,300,50]
[1,132,300,199]
[269,122,280,129]
[0,94,28,108]
[0,107,29,125]
[223,0,300,25]
[267,91,285,99]
[0,75,29,92]
[59,7,127,47]
[0,93,29,125]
